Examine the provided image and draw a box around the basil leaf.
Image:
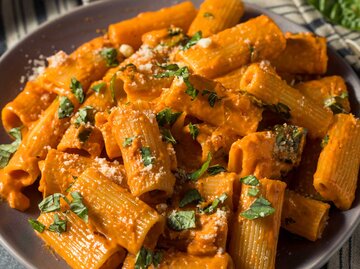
[321,134,330,148]
[271,102,291,119]
[110,73,117,102]
[74,106,93,127]
[134,247,163,269]
[184,79,199,100]
[28,219,45,233]
[240,175,259,186]
[160,127,177,144]
[158,63,180,71]
[140,147,154,166]
[58,96,74,119]
[152,250,163,267]
[70,78,85,104]
[207,165,226,175]
[100,48,119,67]
[123,136,135,147]
[70,192,88,223]
[201,193,228,214]
[202,90,222,107]
[167,210,196,231]
[77,128,92,143]
[324,96,348,114]
[189,152,212,181]
[240,196,275,220]
[179,189,202,207]
[203,12,214,18]
[188,122,199,140]
[156,108,182,127]
[182,31,202,50]
[92,82,106,93]
[0,127,22,168]
[168,27,183,36]
[48,214,67,234]
[248,187,260,197]
[38,193,63,213]
[65,176,77,193]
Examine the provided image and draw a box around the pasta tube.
[240,63,333,138]
[214,66,248,92]
[229,178,286,269]
[271,32,327,74]
[314,114,360,210]
[281,191,330,241]
[187,0,245,37]
[109,101,176,201]
[36,211,126,269]
[176,15,286,78]
[69,167,165,254]
[108,1,197,49]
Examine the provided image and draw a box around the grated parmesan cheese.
[197,38,212,48]
[119,44,135,58]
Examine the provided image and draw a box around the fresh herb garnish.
[38,193,63,213]
[168,27,183,37]
[240,175,260,186]
[321,134,330,148]
[58,96,74,119]
[74,106,93,127]
[240,196,275,220]
[28,219,45,233]
[160,127,177,144]
[91,82,106,93]
[189,153,212,181]
[48,214,67,234]
[123,136,135,147]
[188,122,199,140]
[134,247,163,269]
[65,176,77,193]
[272,102,291,119]
[167,210,196,231]
[207,165,226,175]
[119,63,137,72]
[182,31,202,50]
[100,48,119,67]
[77,128,92,143]
[156,108,182,127]
[179,189,202,207]
[248,187,260,197]
[200,193,228,214]
[158,63,180,71]
[324,95,348,114]
[202,90,222,107]
[203,12,214,18]
[69,192,88,223]
[140,147,154,166]
[110,73,117,102]
[70,78,85,104]
[0,127,22,168]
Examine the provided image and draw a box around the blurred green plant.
[308,0,360,30]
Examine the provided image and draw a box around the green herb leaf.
[70,192,88,223]
[74,106,93,127]
[156,108,182,126]
[38,193,63,213]
[182,31,202,50]
[158,63,180,71]
[323,96,348,114]
[202,89,222,107]
[179,189,202,207]
[0,127,22,168]
[65,177,77,193]
[70,78,85,104]
[321,134,330,148]
[110,73,117,102]
[100,48,119,67]
[58,96,74,119]
[48,214,67,234]
[92,82,106,93]
[201,193,228,214]
[207,165,226,175]
[152,251,163,267]
[188,123,199,140]
[28,219,45,233]
[167,210,196,231]
[134,247,163,269]
[203,12,214,18]
[240,196,275,220]
[160,127,177,144]
[140,147,154,166]
[123,136,135,147]
[248,187,260,197]
[240,175,260,186]
[77,128,92,143]
[184,79,199,100]
[189,152,212,181]
[168,27,183,37]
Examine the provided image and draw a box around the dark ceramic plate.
[0,1,359,268]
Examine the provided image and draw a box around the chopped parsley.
[321,134,330,148]
[324,95,348,114]
[110,73,117,102]
[240,196,275,220]
[135,247,163,269]
[28,219,45,233]
[207,165,226,175]
[48,214,67,234]
[188,152,212,181]
[70,78,85,104]
[179,189,202,208]
[77,128,92,143]
[203,12,214,18]
[100,47,119,67]
[202,89,222,107]
[167,210,196,231]
[188,122,199,140]
[69,192,88,223]
[160,127,177,144]
[58,96,74,119]
[182,31,202,50]
[123,136,135,147]
[91,82,106,93]
[38,193,64,213]
[240,175,260,186]
[0,127,22,168]
[140,147,154,166]
[156,108,182,127]
[248,187,260,197]
[74,106,93,127]
[200,193,228,214]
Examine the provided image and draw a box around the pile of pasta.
[1,0,360,268]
